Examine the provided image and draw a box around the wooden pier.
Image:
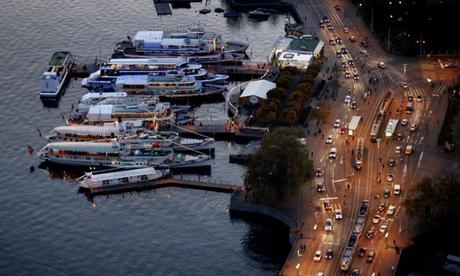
[207,63,271,80]
[171,124,269,142]
[81,176,243,195]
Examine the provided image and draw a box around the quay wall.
[229,190,298,244]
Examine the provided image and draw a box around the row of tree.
[255,63,321,125]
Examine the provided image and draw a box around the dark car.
[408,96,413,102]
[384,189,391,198]
[315,168,322,177]
[351,268,360,276]
[324,200,332,211]
[378,202,386,212]
[365,228,375,239]
[325,248,334,259]
[388,158,395,167]
[358,247,366,257]
[397,133,403,141]
[317,183,326,192]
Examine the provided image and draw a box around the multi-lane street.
[281,0,460,275]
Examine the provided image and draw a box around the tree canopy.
[404,173,460,233]
[244,127,313,203]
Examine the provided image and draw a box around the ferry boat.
[85,102,174,123]
[90,73,227,98]
[78,167,168,192]
[81,58,228,92]
[37,140,174,167]
[113,30,248,64]
[40,51,74,98]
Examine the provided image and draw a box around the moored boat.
[78,167,169,191]
[40,51,74,98]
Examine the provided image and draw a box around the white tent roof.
[240,80,276,100]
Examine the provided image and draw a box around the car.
[323,16,329,23]
[387,205,396,215]
[384,189,391,198]
[344,95,351,103]
[336,37,343,44]
[367,251,376,263]
[353,74,360,80]
[395,145,402,154]
[345,71,352,78]
[315,168,322,177]
[324,200,332,211]
[343,27,349,33]
[334,4,341,10]
[340,47,348,54]
[401,119,409,126]
[317,273,324,276]
[313,250,322,262]
[444,62,458,68]
[325,219,333,231]
[327,24,334,31]
[401,82,408,89]
[378,202,386,212]
[379,224,388,233]
[351,101,357,109]
[397,133,403,141]
[387,173,394,182]
[326,248,334,259]
[351,268,360,276]
[342,61,349,68]
[334,119,341,128]
[339,127,346,135]
[349,35,356,42]
[358,247,367,257]
[360,49,368,56]
[410,123,417,132]
[317,183,326,192]
[408,95,413,102]
[388,158,395,167]
[372,214,381,224]
[405,144,414,155]
[416,95,423,102]
[326,134,333,144]
[329,38,336,45]
[361,40,369,47]
[348,59,355,66]
[319,21,325,28]
[329,148,337,159]
[377,62,386,69]
[336,50,342,58]
[365,227,375,239]
[335,209,343,220]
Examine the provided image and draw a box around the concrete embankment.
[229,190,298,244]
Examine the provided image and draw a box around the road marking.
[319,196,339,201]
[321,241,342,245]
[417,151,424,168]
[333,178,347,183]
[403,163,407,179]
[419,136,424,145]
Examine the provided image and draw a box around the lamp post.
[387,14,393,52]
[416,39,426,56]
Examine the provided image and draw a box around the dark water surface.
[0,0,292,275]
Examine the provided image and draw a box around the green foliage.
[245,127,312,202]
[267,87,288,100]
[276,75,292,89]
[404,173,460,233]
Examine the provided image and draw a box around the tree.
[245,127,313,203]
[404,173,460,233]
[267,87,288,100]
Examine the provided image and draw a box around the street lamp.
[387,14,393,52]
[296,263,300,276]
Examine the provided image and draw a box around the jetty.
[80,175,242,195]
[172,123,269,142]
[229,140,259,164]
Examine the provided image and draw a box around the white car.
[379,224,388,233]
[387,173,394,182]
[410,123,417,132]
[343,27,349,33]
[326,135,333,144]
[401,119,408,126]
[325,218,333,231]
[378,62,386,69]
[334,119,341,128]
[395,145,402,154]
[329,148,337,159]
[416,95,423,102]
[372,214,381,224]
[401,82,408,89]
[335,209,343,220]
[360,49,368,56]
[314,250,322,262]
[387,205,396,215]
[344,95,351,103]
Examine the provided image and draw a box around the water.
[0,1,292,274]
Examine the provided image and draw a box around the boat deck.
[49,51,70,67]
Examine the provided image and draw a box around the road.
[280,0,460,275]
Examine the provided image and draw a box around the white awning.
[240,80,276,100]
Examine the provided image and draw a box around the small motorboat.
[248,9,271,20]
[223,10,239,18]
[214,8,225,13]
[199,8,211,14]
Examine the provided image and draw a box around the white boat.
[46,122,141,142]
[40,51,74,97]
[38,140,174,167]
[86,102,173,123]
[78,167,168,191]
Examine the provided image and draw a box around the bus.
[406,102,413,114]
[355,137,364,170]
[385,119,399,137]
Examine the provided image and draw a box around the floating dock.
[153,2,172,15]
[229,141,259,164]
[80,176,242,195]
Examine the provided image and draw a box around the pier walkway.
[82,175,243,195]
